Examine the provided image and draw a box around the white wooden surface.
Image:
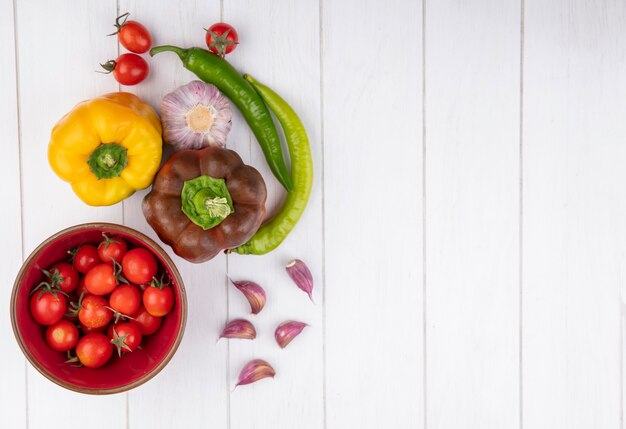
[2,0,626,428]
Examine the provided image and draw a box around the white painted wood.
[424,1,521,428]
[323,0,424,428]
[118,1,229,428]
[523,1,626,427]
[0,0,27,427]
[14,1,126,428]
[223,1,324,428]
[4,1,626,428]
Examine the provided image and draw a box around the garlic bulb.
[160,80,232,150]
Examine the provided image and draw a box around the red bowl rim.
[10,222,188,395]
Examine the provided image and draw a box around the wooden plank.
[223,1,324,428]
[118,1,229,428]
[14,1,126,428]
[0,0,27,427]
[424,1,521,427]
[523,1,626,427]
[322,0,423,427]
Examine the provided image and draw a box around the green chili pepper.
[150,45,294,192]
[232,75,313,255]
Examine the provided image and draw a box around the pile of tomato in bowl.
[11,223,187,394]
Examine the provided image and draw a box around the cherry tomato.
[205,22,238,56]
[78,294,112,329]
[113,13,152,54]
[80,323,106,334]
[143,284,174,317]
[101,53,148,86]
[45,320,79,352]
[84,264,118,295]
[109,284,141,316]
[75,276,87,297]
[73,244,100,274]
[63,293,79,322]
[42,262,78,293]
[132,304,162,335]
[122,248,158,285]
[108,322,142,355]
[30,291,66,326]
[98,234,127,264]
[76,333,113,368]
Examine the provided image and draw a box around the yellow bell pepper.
[48,92,162,206]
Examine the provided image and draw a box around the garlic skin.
[160,80,232,150]
[286,259,314,302]
[220,319,256,340]
[231,279,266,315]
[275,321,307,349]
[236,359,276,388]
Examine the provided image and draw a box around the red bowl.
[10,223,187,394]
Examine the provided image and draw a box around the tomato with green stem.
[72,244,100,274]
[143,276,174,317]
[204,22,238,56]
[98,233,127,264]
[46,320,79,352]
[100,53,149,86]
[122,248,158,285]
[41,264,78,294]
[74,333,113,368]
[71,294,112,329]
[109,12,152,54]
[84,262,126,295]
[108,322,142,356]
[30,289,66,326]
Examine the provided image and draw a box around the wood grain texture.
[119,1,229,428]
[14,1,126,428]
[223,1,324,428]
[322,0,423,427]
[522,0,626,427]
[424,1,521,427]
[0,0,27,427]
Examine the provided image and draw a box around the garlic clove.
[286,259,314,302]
[275,320,308,349]
[219,319,256,340]
[235,359,276,388]
[160,80,232,151]
[230,279,266,315]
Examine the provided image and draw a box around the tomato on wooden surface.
[75,333,113,368]
[205,22,239,56]
[101,53,149,86]
[111,13,152,54]
[122,248,158,285]
[98,234,127,264]
[132,304,162,335]
[72,244,100,274]
[45,320,79,352]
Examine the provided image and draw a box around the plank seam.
[220,3,232,429]
[12,0,28,426]
[421,0,427,428]
[518,0,525,428]
[319,0,327,427]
